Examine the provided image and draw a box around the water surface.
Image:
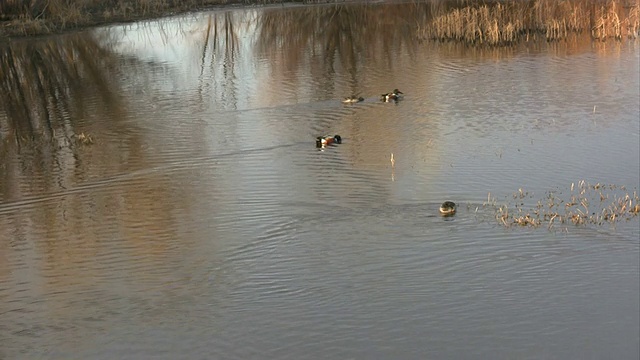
[1,2,639,359]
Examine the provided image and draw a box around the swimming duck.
[381,89,404,102]
[342,95,364,104]
[316,135,342,148]
[439,201,457,216]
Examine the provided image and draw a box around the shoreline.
[0,0,339,40]
[1,0,638,43]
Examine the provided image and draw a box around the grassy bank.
[0,0,338,38]
[2,0,639,43]
[422,0,640,45]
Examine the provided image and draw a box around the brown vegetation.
[3,0,638,44]
[75,132,94,145]
[422,0,640,45]
[0,0,329,38]
[484,181,640,230]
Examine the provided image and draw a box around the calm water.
[1,2,639,359]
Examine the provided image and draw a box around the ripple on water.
[0,7,638,359]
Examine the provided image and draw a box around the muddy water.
[1,2,639,359]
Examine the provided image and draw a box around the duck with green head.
[381,89,404,102]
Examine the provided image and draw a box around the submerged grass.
[422,0,640,45]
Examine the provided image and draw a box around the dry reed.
[489,181,640,230]
[422,0,640,45]
[75,132,94,145]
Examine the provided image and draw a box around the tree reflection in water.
[0,33,124,145]
[0,1,444,142]
[256,2,428,76]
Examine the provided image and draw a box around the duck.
[316,135,342,148]
[439,201,457,216]
[342,95,364,104]
[381,89,404,102]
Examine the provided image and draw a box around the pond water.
[1,2,639,359]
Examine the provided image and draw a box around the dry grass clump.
[422,0,640,46]
[426,2,527,45]
[75,132,94,145]
[491,181,640,230]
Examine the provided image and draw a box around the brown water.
[1,2,639,359]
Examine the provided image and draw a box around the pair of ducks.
[342,89,404,103]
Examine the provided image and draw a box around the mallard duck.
[381,89,404,102]
[439,201,457,216]
[316,135,342,148]
[342,95,364,104]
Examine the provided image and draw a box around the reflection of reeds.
[422,0,640,46]
[0,34,122,144]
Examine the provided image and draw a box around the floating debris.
[75,132,94,145]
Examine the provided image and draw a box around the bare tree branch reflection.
[192,11,251,109]
[0,33,124,145]
[256,3,428,79]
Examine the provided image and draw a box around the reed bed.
[480,181,640,230]
[422,0,640,45]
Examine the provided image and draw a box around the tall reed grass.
[422,0,640,45]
